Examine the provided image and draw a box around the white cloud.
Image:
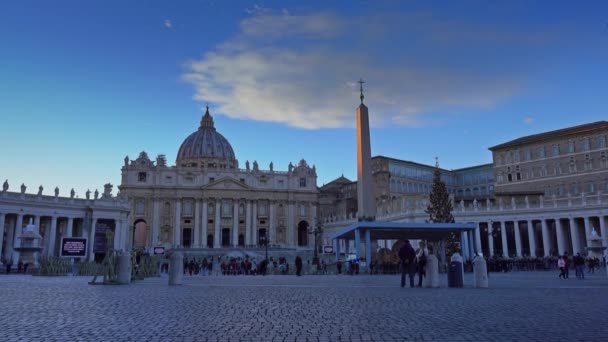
[164,19,173,29]
[183,10,535,129]
[523,117,534,124]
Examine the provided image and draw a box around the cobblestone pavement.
[1,270,607,342]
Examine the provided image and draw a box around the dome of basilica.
[176,107,237,168]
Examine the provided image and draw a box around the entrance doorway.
[207,234,214,248]
[298,221,309,246]
[182,228,192,248]
[221,228,230,247]
[133,220,148,249]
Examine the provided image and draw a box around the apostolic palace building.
[1,101,607,266]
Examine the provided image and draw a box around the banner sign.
[153,246,165,255]
[323,245,334,254]
[60,238,87,257]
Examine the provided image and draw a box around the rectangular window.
[538,147,545,159]
[209,177,215,183]
[599,136,606,148]
[299,177,306,187]
[568,141,575,153]
[582,138,590,151]
[507,174,513,182]
[138,172,147,182]
[552,144,559,157]
[525,150,531,161]
[516,172,521,181]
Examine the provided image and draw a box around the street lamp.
[308,220,324,265]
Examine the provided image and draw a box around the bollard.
[423,254,439,288]
[169,252,184,286]
[473,255,488,288]
[116,252,132,285]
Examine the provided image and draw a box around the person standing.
[558,255,566,279]
[295,256,303,276]
[398,240,416,288]
[416,241,428,287]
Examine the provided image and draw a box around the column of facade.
[475,223,482,254]
[541,219,550,257]
[214,199,221,248]
[245,200,252,246]
[365,229,371,264]
[287,201,295,246]
[354,229,361,260]
[3,216,15,263]
[514,221,522,257]
[0,213,5,264]
[65,217,74,238]
[12,214,24,263]
[583,217,592,254]
[33,215,40,234]
[527,220,536,257]
[113,219,121,251]
[202,200,208,247]
[152,199,160,246]
[252,201,258,246]
[600,216,607,250]
[269,201,276,244]
[555,219,566,256]
[193,199,200,248]
[120,219,129,252]
[569,218,581,255]
[88,218,97,261]
[232,199,239,247]
[487,221,494,256]
[47,216,58,257]
[500,221,508,257]
[174,200,182,247]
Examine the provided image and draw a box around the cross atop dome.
[199,105,215,130]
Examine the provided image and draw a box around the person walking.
[398,240,416,288]
[558,255,567,279]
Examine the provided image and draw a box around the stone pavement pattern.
[0,271,607,342]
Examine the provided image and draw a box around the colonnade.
[143,197,317,249]
[1,211,128,265]
[473,214,608,258]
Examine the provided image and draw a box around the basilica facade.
[119,107,319,251]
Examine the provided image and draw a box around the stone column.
[269,201,276,244]
[541,219,550,257]
[88,218,97,261]
[0,213,5,264]
[214,199,221,248]
[245,200,252,246]
[113,219,121,251]
[514,221,522,257]
[193,199,200,248]
[202,200,208,247]
[527,220,536,257]
[584,216,592,255]
[12,214,24,263]
[354,228,361,260]
[500,221,508,257]
[600,216,607,250]
[252,201,258,246]
[475,223,482,254]
[174,200,181,247]
[33,215,40,235]
[47,216,58,257]
[569,217,580,255]
[365,229,371,267]
[487,221,494,257]
[555,218,566,256]
[152,199,160,246]
[288,202,295,246]
[232,199,239,247]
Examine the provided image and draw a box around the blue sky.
[1,0,607,197]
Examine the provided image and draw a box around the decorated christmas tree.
[425,159,457,255]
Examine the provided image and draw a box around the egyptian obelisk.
[356,79,375,219]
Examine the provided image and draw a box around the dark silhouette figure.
[398,240,416,288]
[295,256,303,276]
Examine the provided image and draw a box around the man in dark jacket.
[295,256,303,276]
[398,240,416,288]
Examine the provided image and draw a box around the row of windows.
[498,153,608,183]
[545,180,608,196]
[135,200,311,218]
[497,135,607,165]
[137,172,299,188]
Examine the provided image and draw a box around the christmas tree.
[425,159,457,255]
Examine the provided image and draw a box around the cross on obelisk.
[358,78,365,104]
